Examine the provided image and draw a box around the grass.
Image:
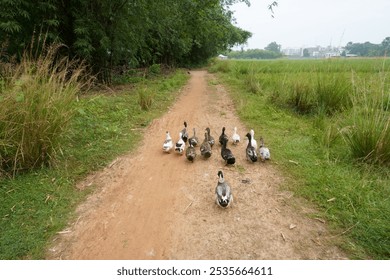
[0,44,87,175]
[210,58,390,259]
[0,68,188,259]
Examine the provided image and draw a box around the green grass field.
[209,58,390,259]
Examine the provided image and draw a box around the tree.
[265,41,281,54]
[345,40,386,57]
[381,37,390,56]
[303,48,310,57]
[228,48,282,59]
[0,0,253,81]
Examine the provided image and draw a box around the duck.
[259,137,271,162]
[221,138,235,165]
[188,127,199,147]
[162,131,173,153]
[219,127,229,145]
[206,127,215,147]
[186,142,197,162]
[200,131,212,158]
[232,127,240,145]
[175,132,185,155]
[246,132,258,162]
[215,171,233,208]
[181,121,189,143]
[248,129,258,150]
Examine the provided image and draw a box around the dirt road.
[47,70,347,259]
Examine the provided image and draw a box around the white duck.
[162,131,173,153]
[259,137,271,161]
[232,127,240,145]
[215,170,233,208]
[248,129,257,150]
[175,132,185,155]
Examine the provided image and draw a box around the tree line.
[0,0,252,82]
[227,41,282,59]
[344,37,390,57]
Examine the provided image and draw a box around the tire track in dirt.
[47,70,347,260]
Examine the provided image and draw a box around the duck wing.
[246,146,258,162]
[221,148,235,164]
[200,142,212,157]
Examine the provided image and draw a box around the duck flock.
[162,121,271,210]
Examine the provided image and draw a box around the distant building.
[218,54,228,60]
[282,45,344,58]
[282,48,302,57]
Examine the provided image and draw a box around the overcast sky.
[231,0,390,49]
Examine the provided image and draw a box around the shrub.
[138,88,154,110]
[288,81,315,114]
[245,68,261,94]
[316,75,352,115]
[341,79,390,165]
[0,44,87,174]
[208,60,231,73]
[148,64,161,75]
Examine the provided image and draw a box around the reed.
[341,74,390,164]
[0,44,86,174]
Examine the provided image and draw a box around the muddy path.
[47,70,347,260]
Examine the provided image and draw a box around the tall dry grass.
[0,44,87,175]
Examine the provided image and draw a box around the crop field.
[209,58,390,259]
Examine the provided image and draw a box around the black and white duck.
[232,126,240,145]
[219,127,229,145]
[186,141,197,162]
[215,170,233,208]
[206,127,215,147]
[259,137,271,162]
[162,131,173,153]
[188,127,199,147]
[221,138,235,165]
[246,132,258,162]
[181,121,189,143]
[200,131,212,158]
[175,132,185,155]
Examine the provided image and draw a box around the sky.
[231,0,390,50]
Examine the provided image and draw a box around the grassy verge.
[0,69,188,259]
[209,59,390,259]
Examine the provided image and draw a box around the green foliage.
[345,37,390,56]
[211,59,390,259]
[0,0,252,80]
[264,41,281,54]
[0,44,87,174]
[228,48,283,59]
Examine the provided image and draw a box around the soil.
[47,70,347,260]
